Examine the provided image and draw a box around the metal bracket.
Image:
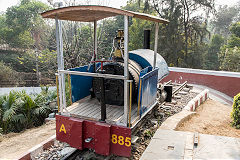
[85,137,93,143]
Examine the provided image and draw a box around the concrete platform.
[140,129,240,160]
[159,110,196,130]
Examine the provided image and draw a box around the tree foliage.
[211,5,239,37]
[147,0,214,68]
[129,18,154,50]
[228,22,240,48]
[219,22,240,72]
[219,47,240,72]
[203,34,224,70]
[0,0,56,85]
[17,49,57,77]
[0,0,50,49]
[0,61,21,85]
[230,22,240,37]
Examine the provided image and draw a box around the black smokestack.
[143,29,150,49]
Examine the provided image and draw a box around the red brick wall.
[161,68,240,98]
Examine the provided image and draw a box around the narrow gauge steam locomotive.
[41,5,170,157]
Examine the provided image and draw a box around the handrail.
[58,70,127,80]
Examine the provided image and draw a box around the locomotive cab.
[41,5,169,157]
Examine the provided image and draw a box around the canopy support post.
[124,15,129,126]
[94,20,97,71]
[153,22,159,69]
[56,17,66,114]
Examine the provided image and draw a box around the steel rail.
[164,80,172,85]
[172,81,187,95]
[61,148,80,160]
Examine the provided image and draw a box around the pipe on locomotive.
[143,29,151,49]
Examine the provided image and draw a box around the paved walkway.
[140,129,240,160]
[0,121,55,159]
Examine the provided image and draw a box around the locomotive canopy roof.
[41,5,169,24]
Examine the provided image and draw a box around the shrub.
[231,93,240,129]
[0,61,22,86]
[0,87,56,134]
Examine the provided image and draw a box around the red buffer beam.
[55,115,132,157]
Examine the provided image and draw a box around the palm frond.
[21,92,36,110]
[40,85,49,95]
[33,105,51,116]
[14,98,24,108]
[0,96,3,106]
[8,91,18,106]
[0,96,3,116]
[11,113,27,124]
[47,90,57,102]
[2,96,23,122]
[2,91,18,111]
[2,104,18,122]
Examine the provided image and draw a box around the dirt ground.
[176,99,240,138]
[0,120,55,159]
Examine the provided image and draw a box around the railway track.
[35,81,197,160]
[172,81,187,95]
[61,149,83,160]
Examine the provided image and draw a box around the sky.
[0,0,128,12]
[0,0,239,12]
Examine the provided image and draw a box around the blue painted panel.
[69,65,97,103]
[129,49,169,81]
[138,67,158,117]
[139,66,153,77]
[129,53,151,69]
